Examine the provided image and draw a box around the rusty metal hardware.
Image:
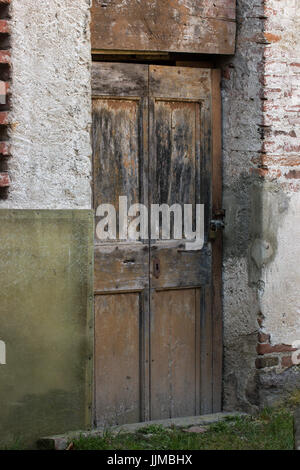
[209,209,225,240]
[210,219,225,231]
[153,258,161,279]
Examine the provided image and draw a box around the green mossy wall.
[0,210,94,448]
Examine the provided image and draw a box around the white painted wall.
[261,191,300,345]
[261,0,300,346]
[1,0,92,209]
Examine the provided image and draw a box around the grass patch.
[73,407,294,451]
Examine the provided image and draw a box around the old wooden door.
[92,62,222,427]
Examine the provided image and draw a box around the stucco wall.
[0,210,94,447]
[261,0,300,346]
[1,0,92,209]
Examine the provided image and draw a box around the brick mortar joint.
[256,323,298,371]
[251,1,300,184]
[0,0,11,194]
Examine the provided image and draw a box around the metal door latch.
[209,209,225,240]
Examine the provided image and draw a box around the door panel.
[92,62,148,240]
[95,293,141,426]
[150,288,201,420]
[93,98,142,210]
[153,100,198,207]
[94,243,148,293]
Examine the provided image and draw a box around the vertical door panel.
[149,66,214,418]
[93,98,142,211]
[153,101,198,207]
[95,293,141,426]
[92,62,148,242]
[92,63,150,427]
[151,288,201,419]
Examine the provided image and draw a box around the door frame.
[211,69,223,412]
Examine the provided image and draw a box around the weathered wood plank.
[94,243,148,292]
[150,288,200,419]
[150,65,211,100]
[92,62,148,97]
[91,0,236,55]
[95,293,141,426]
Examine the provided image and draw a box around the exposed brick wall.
[253,0,300,376]
[0,0,11,198]
[262,0,300,189]
[256,327,298,371]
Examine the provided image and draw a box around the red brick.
[0,171,9,187]
[0,141,10,155]
[264,33,281,43]
[0,20,9,34]
[257,343,297,355]
[0,50,10,64]
[281,356,294,369]
[252,167,269,178]
[258,332,270,343]
[262,155,300,168]
[285,170,300,179]
[0,111,8,124]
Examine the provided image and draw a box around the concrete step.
[37,411,245,450]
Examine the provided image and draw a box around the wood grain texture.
[94,243,148,292]
[150,244,211,290]
[95,293,141,426]
[91,0,236,55]
[150,288,200,420]
[92,62,148,97]
[150,66,211,100]
[92,64,150,428]
[92,63,148,238]
[148,66,216,417]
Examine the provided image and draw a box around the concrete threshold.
[37,411,245,450]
